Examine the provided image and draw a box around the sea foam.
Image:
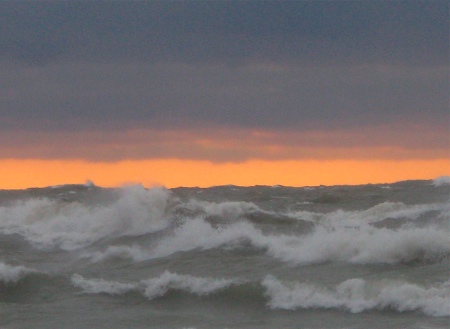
[182,200,268,219]
[433,176,450,187]
[72,271,450,317]
[263,276,450,317]
[157,200,450,265]
[71,274,136,295]
[0,262,35,284]
[0,185,173,250]
[141,271,237,299]
[88,210,449,266]
[288,201,444,226]
[71,271,237,299]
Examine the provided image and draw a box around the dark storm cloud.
[1,61,447,132]
[1,1,447,65]
[0,0,448,159]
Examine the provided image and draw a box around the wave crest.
[71,271,237,300]
[433,176,450,187]
[0,262,35,284]
[263,276,450,317]
[71,272,450,317]
[141,271,237,299]
[0,186,173,250]
[87,211,450,266]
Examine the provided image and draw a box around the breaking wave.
[433,176,450,187]
[263,276,450,317]
[180,199,265,220]
[0,185,173,250]
[0,262,36,284]
[2,181,449,327]
[288,201,445,226]
[71,271,450,317]
[1,184,448,267]
[87,213,450,265]
[71,271,237,299]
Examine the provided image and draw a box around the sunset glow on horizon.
[1,3,450,328]
[1,2,448,189]
[1,158,448,190]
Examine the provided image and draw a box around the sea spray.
[0,262,35,284]
[85,207,450,265]
[1,179,449,329]
[71,271,237,299]
[262,276,450,317]
[0,185,174,250]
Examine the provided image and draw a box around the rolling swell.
[0,179,449,328]
[263,276,450,317]
[0,262,36,284]
[83,207,450,266]
[0,262,68,304]
[0,185,175,250]
[70,271,450,317]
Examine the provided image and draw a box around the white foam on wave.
[141,270,236,299]
[263,276,450,317]
[89,245,149,263]
[0,185,173,250]
[182,199,267,219]
[151,218,260,258]
[158,209,450,264]
[288,201,445,226]
[433,176,450,187]
[82,198,449,264]
[85,218,259,263]
[0,261,35,284]
[268,225,450,264]
[71,271,450,317]
[89,211,450,265]
[71,273,136,295]
[71,271,236,299]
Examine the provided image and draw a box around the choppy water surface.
[0,178,449,329]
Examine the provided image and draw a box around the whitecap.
[288,201,445,227]
[433,176,450,187]
[88,245,149,263]
[181,199,267,220]
[0,185,173,250]
[71,271,237,299]
[0,261,35,284]
[141,271,236,299]
[71,274,137,295]
[150,216,450,265]
[262,276,450,317]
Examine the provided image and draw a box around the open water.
[0,178,449,329]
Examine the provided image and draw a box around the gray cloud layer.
[0,1,448,160]
[1,1,447,65]
[2,61,447,131]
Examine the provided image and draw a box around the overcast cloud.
[0,1,448,161]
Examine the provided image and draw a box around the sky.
[0,0,449,188]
